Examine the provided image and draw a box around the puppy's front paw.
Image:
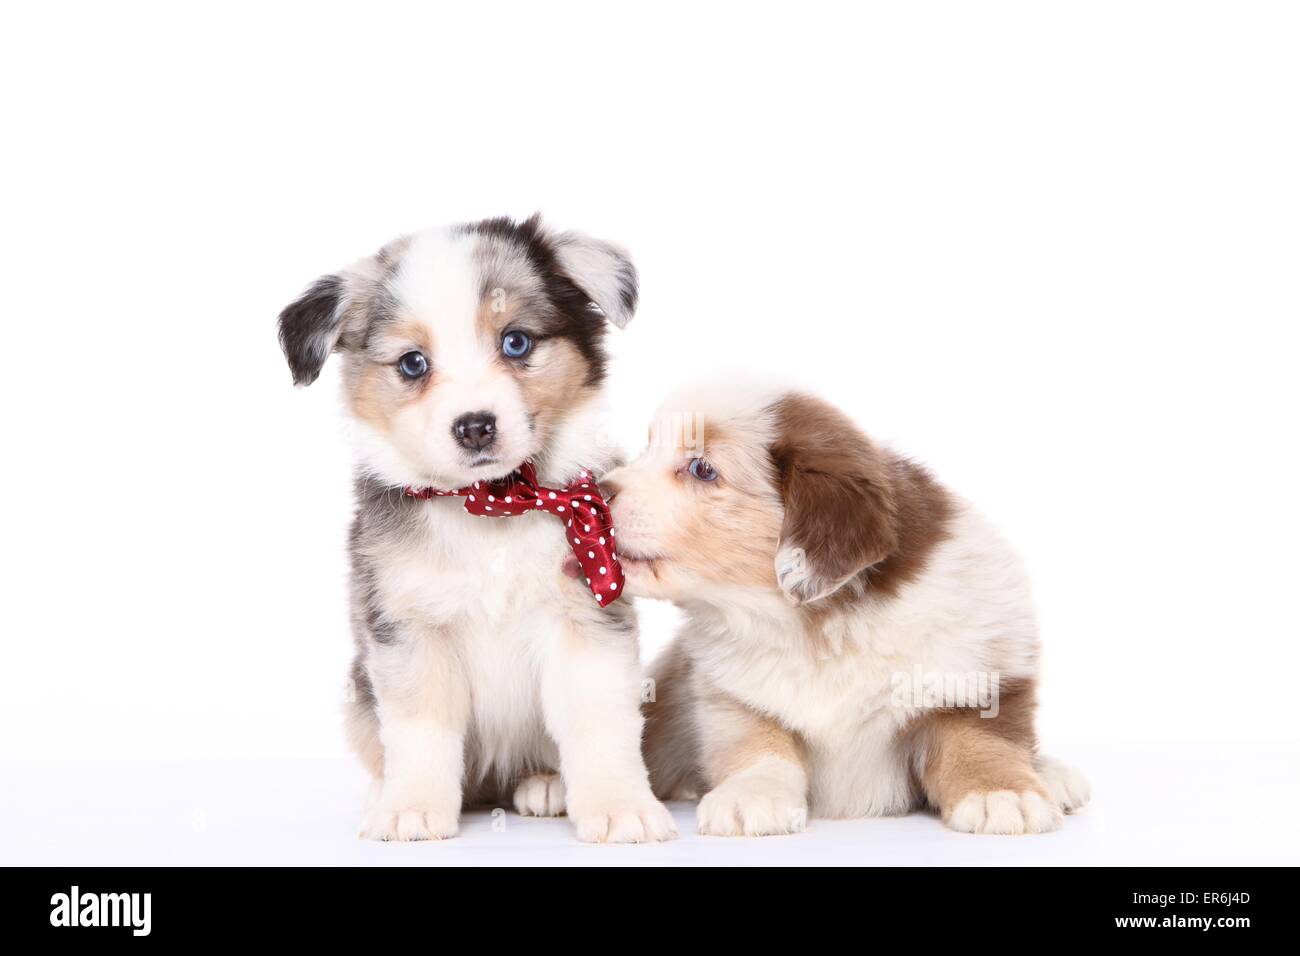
[569,792,677,844]
[513,772,566,817]
[1035,756,1091,813]
[359,801,460,842]
[946,789,1062,835]
[698,777,807,837]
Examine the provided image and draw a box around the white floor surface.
[3,742,1295,866]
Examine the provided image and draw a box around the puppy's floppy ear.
[768,394,899,606]
[549,228,639,329]
[278,255,383,386]
[277,274,349,386]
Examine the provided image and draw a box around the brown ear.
[768,394,899,606]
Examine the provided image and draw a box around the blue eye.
[398,351,428,379]
[502,330,533,359]
[688,458,718,482]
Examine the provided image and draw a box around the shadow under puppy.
[601,379,1090,835]
[278,215,674,843]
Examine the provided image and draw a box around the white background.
[2,2,1297,864]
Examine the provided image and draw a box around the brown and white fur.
[278,215,674,843]
[603,378,1089,836]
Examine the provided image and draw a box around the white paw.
[1036,756,1091,813]
[359,802,459,842]
[698,777,807,837]
[569,792,677,844]
[513,772,567,817]
[947,790,1062,835]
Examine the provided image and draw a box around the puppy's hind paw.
[513,772,566,817]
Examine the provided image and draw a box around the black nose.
[452,411,497,452]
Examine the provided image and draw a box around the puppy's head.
[277,215,637,488]
[605,381,946,608]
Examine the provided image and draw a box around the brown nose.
[452,411,496,452]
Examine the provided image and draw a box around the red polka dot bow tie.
[405,462,624,607]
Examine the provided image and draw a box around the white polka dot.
[487,495,495,502]
[548,492,557,499]
[504,496,511,503]
[468,495,475,502]
[595,594,602,602]
[574,537,579,544]
[598,566,606,575]
[585,578,590,585]
[584,524,590,532]
[584,495,592,501]
[598,536,605,545]
[609,582,617,591]
[587,551,595,559]
[474,482,481,489]
[535,500,542,507]
[557,505,565,511]
[485,506,492,511]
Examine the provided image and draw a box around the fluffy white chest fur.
[371,502,575,785]
[683,503,1040,817]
